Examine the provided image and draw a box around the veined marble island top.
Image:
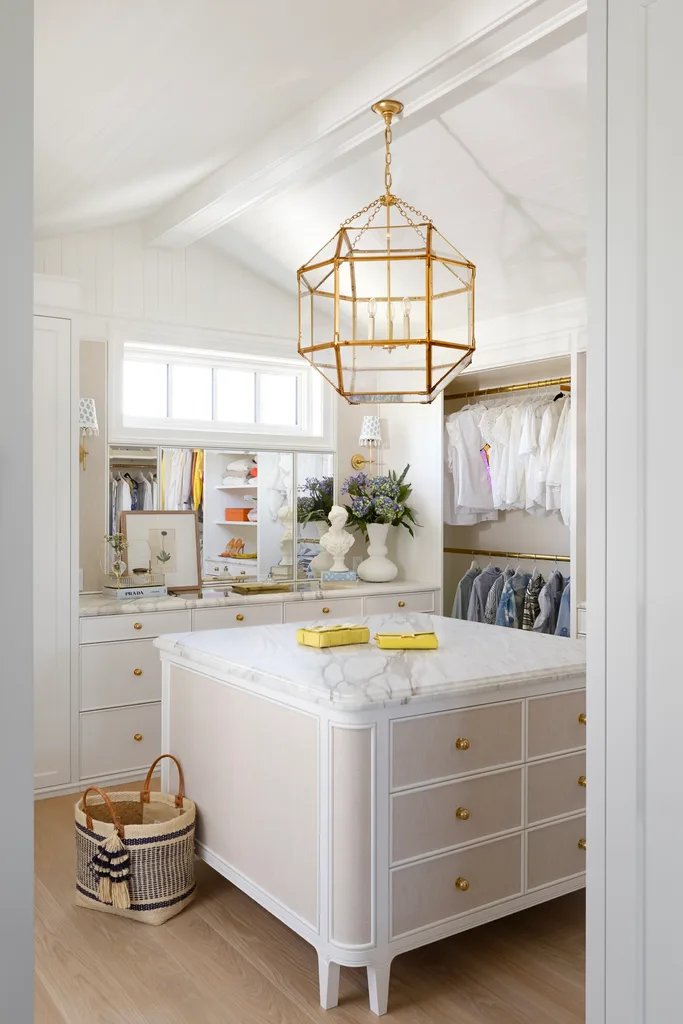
[155,613,586,712]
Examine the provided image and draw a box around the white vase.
[357,522,398,583]
[309,521,334,578]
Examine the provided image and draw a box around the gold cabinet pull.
[236,614,244,622]
[455,737,470,751]
[578,713,587,726]
[455,807,470,821]
[397,600,406,608]
[133,733,143,742]
[322,607,330,614]
[133,622,143,630]
[578,776,587,788]
[578,838,587,851]
[454,877,470,892]
[133,668,143,677]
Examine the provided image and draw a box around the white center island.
[156,612,586,1016]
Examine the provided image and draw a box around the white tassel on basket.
[91,830,131,910]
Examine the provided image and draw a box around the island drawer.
[364,591,435,615]
[192,604,283,631]
[527,690,587,759]
[80,703,161,780]
[80,640,161,711]
[527,815,587,891]
[283,598,364,624]
[391,833,523,938]
[391,701,523,790]
[391,767,523,864]
[527,752,586,825]
[80,610,192,645]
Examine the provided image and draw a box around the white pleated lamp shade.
[359,415,382,447]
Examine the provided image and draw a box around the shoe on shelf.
[220,539,238,558]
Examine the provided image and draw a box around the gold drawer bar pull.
[578,713,587,726]
[133,622,143,630]
[133,733,143,742]
[578,776,587,788]
[455,877,470,892]
[578,838,587,851]
[455,737,470,751]
[133,668,143,677]
[455,807,470,821]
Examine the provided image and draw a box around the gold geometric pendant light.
[297,99,476,404]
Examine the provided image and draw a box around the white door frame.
[587,1,683,1021]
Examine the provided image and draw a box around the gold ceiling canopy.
[297,99,476,404]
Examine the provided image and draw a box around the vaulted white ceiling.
[34,0,454,234]
[35,0,587,323]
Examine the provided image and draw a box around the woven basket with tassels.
[74,754,196,925]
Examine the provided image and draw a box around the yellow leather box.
[373,632,439,650]
[296,624,370,648]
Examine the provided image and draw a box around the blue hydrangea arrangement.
[342,465,418,536]
[297,475,334,524]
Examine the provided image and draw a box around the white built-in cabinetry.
[33,315,73,790]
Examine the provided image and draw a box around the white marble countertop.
[79,580,437,617]
[155,612,586,712]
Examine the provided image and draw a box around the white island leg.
[318,957,341,1010]
[367,963,392,1016]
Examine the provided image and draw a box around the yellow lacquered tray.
[296,624,370,648]
[373,632,439,650]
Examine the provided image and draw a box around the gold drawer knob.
[455,737,470,751]
[397,600,406,608]
[455,877,470,892]
[578,713,587,726]
[236,614,244,622]
[455,807,470,821]
[578,838,587,851]
[322,607,330,614]
[133,622,143,630]
[133,733,143,742]
[133,668,143,677]
[578,776,587,788]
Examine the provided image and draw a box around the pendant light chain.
[384,120,393,194]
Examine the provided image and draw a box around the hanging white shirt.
[546,398,570,513]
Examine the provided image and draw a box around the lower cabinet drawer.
[80,640,161,711]
[364,591,435,615]
[527,752,586,825]
[283,598,364,623]
[80,704,161,780]
[527,815,587,891]
[391,701,523,789]
[392,767,523,864]
[391,833,523,938]
[80,610,192,645]
[527,690,587,759]
[192,604,283,631]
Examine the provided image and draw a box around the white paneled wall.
[35,222,297,341]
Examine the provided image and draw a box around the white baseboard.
[34,768,160,800]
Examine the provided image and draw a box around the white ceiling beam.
[144,0,586,249]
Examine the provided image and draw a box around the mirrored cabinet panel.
[108,445,335,587]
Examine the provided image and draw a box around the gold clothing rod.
[445,376,571,401]
[444,547,570,563]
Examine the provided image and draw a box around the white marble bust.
[319,505,354,572]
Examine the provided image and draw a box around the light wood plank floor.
[35,784,585,1023]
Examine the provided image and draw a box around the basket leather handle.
[81,786,124,836]
[140,754,185,808]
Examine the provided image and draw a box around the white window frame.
[108,329,335,451]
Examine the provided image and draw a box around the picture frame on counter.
[121,510,201,592]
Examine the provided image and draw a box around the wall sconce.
[79,397,99,471]
[351,415,382,473]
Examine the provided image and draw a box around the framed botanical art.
[121,510,201,592]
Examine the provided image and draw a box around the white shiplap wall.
[34,222,297,342]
